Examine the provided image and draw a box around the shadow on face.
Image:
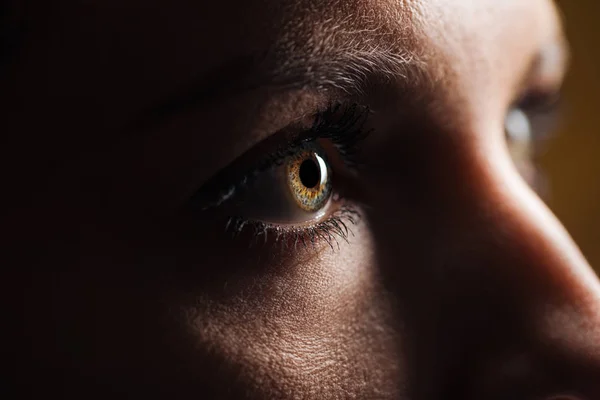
[2,0,599,399]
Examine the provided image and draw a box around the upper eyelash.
[309,102,372,167]
[196,102,371,210]
[262,102,371,169]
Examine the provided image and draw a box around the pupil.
[299,158,320,189]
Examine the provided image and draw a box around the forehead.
[5,0,563,164]
[21,0,559,91]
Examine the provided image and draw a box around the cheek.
[169,221,406,397]
[21,220,406,396]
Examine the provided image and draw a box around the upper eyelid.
[193,140,322,211]
[189,117,319,211]
[516,39,570,102]
[190,137,305,211]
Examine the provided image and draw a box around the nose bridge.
[473,152,600,319]
[443,153,600,398]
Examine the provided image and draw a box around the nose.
[368,133,600,399]
[461,156,600,400]
[453,170,600,400]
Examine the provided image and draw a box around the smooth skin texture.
[2,0,600,399]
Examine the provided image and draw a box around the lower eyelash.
[224,205,361,251]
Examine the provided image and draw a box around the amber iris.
[286,149,332,212]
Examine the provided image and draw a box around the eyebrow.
[143,46,425,122]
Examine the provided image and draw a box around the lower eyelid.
[222,201,361,251]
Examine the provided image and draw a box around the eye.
[505,90,561,191]
[227,141,336,225]
[192,103,368,247]
[505,107,535,179]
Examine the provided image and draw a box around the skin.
[2,0,600,399]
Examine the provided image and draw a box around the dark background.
[544,1,600,269]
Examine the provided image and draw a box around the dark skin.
[3,0,600,399]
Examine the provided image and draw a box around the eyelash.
[197,102,371,250]
[224,205,361,251]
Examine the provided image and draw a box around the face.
[3,0,600,398]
